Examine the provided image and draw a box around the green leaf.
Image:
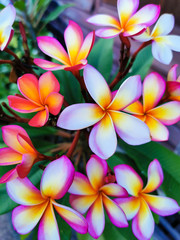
[119,140,180,204]
[14,0,26,11]
[20,233,31,240]
[88,38,114,81]
[54,70,82,104]
[126,45,153,80]
[43,4,74,25]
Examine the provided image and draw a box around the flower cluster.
[0,0,180,240]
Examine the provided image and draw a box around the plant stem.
[0,60,13,65]
[109,40,152,89]
[4,48,19,61]
[66,130,81,159]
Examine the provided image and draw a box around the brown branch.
[0,60,14,65]
[4,48,20,61]
[110,40,152,89]
[66,130,81,159]
[72,71,89,102]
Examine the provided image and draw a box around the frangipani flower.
[58,64,150,159]
[167,64,180,101]
[6,156,88,240]
[87,0,160,38]
[124,72,180,141]
[134,14,180,64]
[0,4,16,51]
[69,155,128,239]
[34,21,95,71]
[8,72,64,127]
[114,159,180,240]
[0,125,39,183]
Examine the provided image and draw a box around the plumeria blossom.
[58,64,150,159]
[114,159,180,240]
[6,156,88,240]
[0,4,16,51]
[134,14,180,64]
[167,64,180,101]
[0,125,39,183]
[87,0,160,38]
[68,155,128,239]
[8,72,64,127]
[34,21,95,71]
[124,72,180,141]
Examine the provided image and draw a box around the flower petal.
[114,164,143,196]
[13,202,48,235]
[151,14,174,37]
[167,81,180,101]
[0,4,16,28]
[34,58,66,71]
[167,64,178,82]
[0,148,22,165]
[115,197,140,220]
[89,113,117,159]
[53,201,88,234]
[76,31,95,62]
[100,183,128,197]
[132,199,154,240]
[152,40,173,65]
[84,65,112,109]
[128,4,160,27]
[37,36,70,65]
[145,115,169,141]
[95,28,121,39]
[123,101,144,115]
[148,101,180,125]
[1,125,33,154]
[102,194,128,228]
[86,195,105,239]
[57,103,104,130]
[40,156,74,199]
[142,159,163,193]
[8,95,43,113]
[143,72,166,112]
[0,26,13,50]
[6,177,45,205]
[86,155,108,191]
[108,75,141,111]
[38,202,60,240]
[69,194,98,214]
[142,194,180,216]
[68,172,96,195]
[38,71,60,104]
[0,168,18,183]
[17,74,41,105]
[16,153,37,178]
[166,35,180,52]
[117,0,139,27]
[87,14,120,28]
[45,92,63,115]
[64,21,83,65]
[28,107,49,127]
[110,111,150,145]
[17,134,36,153]
[123,24,147,37]
[133,28,152,42]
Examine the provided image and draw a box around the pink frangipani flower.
[8,72,64,127]
[34,21,95,71]
[6,156,88,240]
[134,14,180,64]
[114,159,180,240]
[87,0,160,38]
[57,64,150,159]
[124,72,180,141]
[0,4,16,51]
[167,64,180,101]
[68,155,128,239]
[0,125,39,183]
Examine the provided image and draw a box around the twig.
[4,48,20,61]
[66,130,81,159]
